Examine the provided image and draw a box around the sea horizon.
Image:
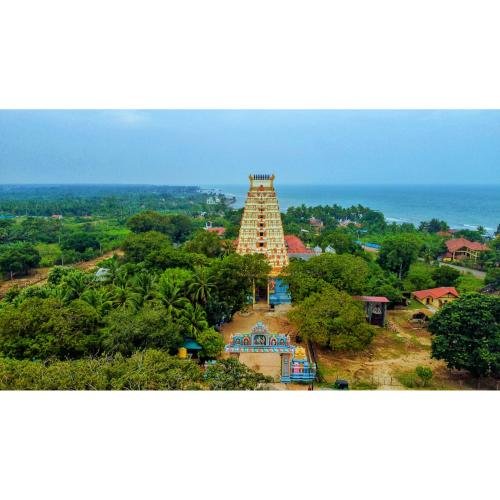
[204,183,500,233]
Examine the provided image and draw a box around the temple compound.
[225,322,316,383]
[236,174,291,307]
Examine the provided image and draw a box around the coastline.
[207,183,499,234]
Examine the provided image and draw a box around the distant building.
[204,221,226,237]
[413,287,459,308]
[443,238,488,261]
[206,196,221,205]
[51,214,63,220]
[309,216,324,233]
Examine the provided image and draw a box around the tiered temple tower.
[236,174,289,274]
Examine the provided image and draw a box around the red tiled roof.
[446,238,488,252]
[284,235,314,254]
[413,287,459,301]
[205,227,226,236]
[353,296,390,303]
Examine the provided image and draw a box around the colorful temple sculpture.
[236,174,291,307]
[225,322,316,383]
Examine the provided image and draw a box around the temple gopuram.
[236,174,291,307]
[225,322,316,383]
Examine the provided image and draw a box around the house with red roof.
[413,287,459,308]
[284,235,315,260]
[204,221,226,237]
[443,238,488,261]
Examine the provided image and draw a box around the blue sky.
[0,110,499,185]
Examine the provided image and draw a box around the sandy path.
[0,249,123,298]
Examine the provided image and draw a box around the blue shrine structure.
[225,322,316,383]
[268,278,292,307]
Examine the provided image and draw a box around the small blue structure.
[290,346,317,383]
[268,278,292,306]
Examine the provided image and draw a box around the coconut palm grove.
[0,175,498,390]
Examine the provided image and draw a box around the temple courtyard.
[220,306,496,390]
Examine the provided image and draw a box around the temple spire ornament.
[236,174,289,274]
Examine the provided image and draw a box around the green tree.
[183,229,225,257]
[415,366,433,387]
[282,253,369,301]
[0,242,41,279]
[60,231,100,253]
[404,263,435,291]
[428,294,500,377]
[126,210,173,234]
[378,234,420,278]
[188,266,216,305]
[289,286,375,351]
[204,358,273,390]
[418,218,449,233]
[432,266,461,287]
[319,229,362,255]
[0,297,100,360]
[102,306,183,356]
[484,267,500,292]
[197,328,225,358]
[122,231,170,263]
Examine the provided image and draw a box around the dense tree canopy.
[0,242,41,278]
[428,294,500,377]
[282,253,370,301]
[289,286,375,351]
[378,234,420,278]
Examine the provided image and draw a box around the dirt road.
[0,250,123,299]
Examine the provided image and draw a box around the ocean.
[204,184,500,234]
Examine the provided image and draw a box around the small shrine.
[225,322,316,383]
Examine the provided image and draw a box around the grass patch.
[35,243,62,267]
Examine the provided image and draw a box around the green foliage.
[0,242,41,278]
[60,231,100,253]
[197,328,225,359]
[122,230,170,263]
[204,358,273,389]
[282,253,370,302]
[0,350,204,390]
[432,265,460,287]
[415,366,433,386]
[127,211,193,243]
[289,285,375,351]
[396,371,419,388]
[455,274,484,294]
[418,218,449,233]
[378,234,420,278]
[102,306,183,356]
[35,242,62,267]
[319,229,362,255]
[428,294,500,377]
[0,297,100,360]
[404,263,435,291]
[183,229,225,257]
[484,267,500,291]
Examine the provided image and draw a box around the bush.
[415,366,433,386]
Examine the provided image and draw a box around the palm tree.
[131,271,158,305]
[180,303,209,338]
[157,276,190,318]
[188,266,215,305]
[61,271,91,302]
[81,287,115,317]
[111,284,140,311]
